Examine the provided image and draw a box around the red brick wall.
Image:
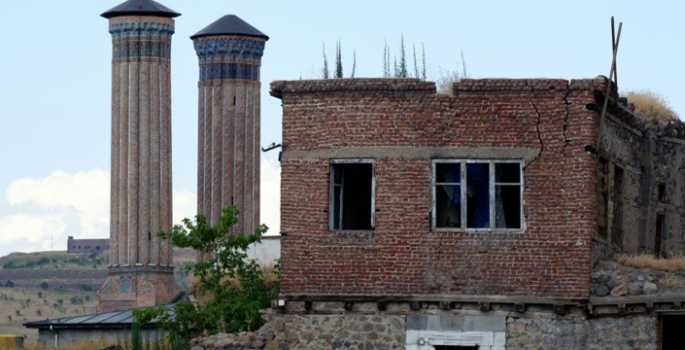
[272,77,601,299]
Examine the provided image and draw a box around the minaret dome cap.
[101,0,181,19]
[191,15,269,40]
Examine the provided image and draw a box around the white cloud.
[6,168,110,237]
[0,214,66,249]
[173,189,197,225]
[0,162,281,258]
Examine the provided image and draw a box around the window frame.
[329,158,376,231]
[431,159,524,232]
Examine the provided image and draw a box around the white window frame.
[329,158,376,231]
[431,159,524,232]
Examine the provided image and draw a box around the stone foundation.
[191,312,659,350]
[506,315,656,350]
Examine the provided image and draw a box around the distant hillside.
[0,249,197,292]
[0,249,196,340]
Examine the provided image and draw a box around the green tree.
[335,40,343,78]
[40,281,49,290]
[396,34,408,78]
[135,206,278,345]
[321,42,330,79]
[351,50,356,78]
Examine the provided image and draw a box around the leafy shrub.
[135,206,279,345]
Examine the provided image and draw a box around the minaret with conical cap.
[192,16,268,242]
[97,0,181,312]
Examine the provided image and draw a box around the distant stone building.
[96,0,181,313]
[66,236,109,254]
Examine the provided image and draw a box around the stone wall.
[593,85,685,260]
[272,77,599,299]
[191,313,658,350]
[506,314,656,350]
[191,314,405,350]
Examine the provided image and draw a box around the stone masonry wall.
[271,78,601,299]
[506,314,656,350]
[191,314,405,350]
[191,313,657,350]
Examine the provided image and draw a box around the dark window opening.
[612,166,624,248]
[467,163,490,228]
[658,182,666,202]
[330,162,374,230]
[662,315,685,349]
[148,231,152,241]
[434,346,479,350]
[233,95,237,106]
[435,163,461,228]
[495,162,521,229]
[96,246,100,250]
[656,213,665,257]
[597,158,609,239]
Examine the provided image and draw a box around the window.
[329,159,375,230]
[658,182,666,202]
[433,160,522,230]
[655,213,665,257]
[597,158,609,239]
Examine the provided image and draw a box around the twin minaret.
[97,0,268,312]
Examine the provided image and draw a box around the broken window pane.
[467,163,490,228]
[330,163,373,230]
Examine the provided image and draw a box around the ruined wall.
[272,78,600,299]
[593,85,685,260]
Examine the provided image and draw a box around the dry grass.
[22,338,108,350]
[660,275,685,290]
[616,253,685,271]
[625,90,679,123]
[222,263,280,292]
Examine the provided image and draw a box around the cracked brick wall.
[272,77,601,299]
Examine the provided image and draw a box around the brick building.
[265,77,685,349]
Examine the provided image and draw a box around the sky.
[0,1,683,258]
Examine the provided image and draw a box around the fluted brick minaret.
[192,16,268,242]
[97,0,181,312]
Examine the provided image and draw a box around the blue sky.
[0,1,683,257]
